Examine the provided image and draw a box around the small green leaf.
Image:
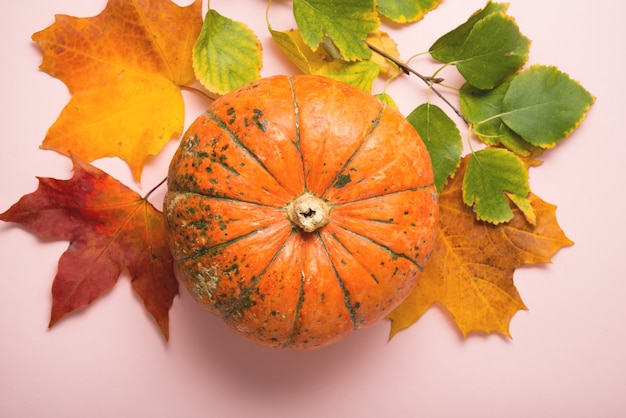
[193,9,262,95]
[293,0,380,61]
[269,28,380,91]
[501,65,596,148]
[429,1,509,61]
[407,103,462,193]
[450,12,529,89]
[375,92,399,110]
[463,148,531,224]
[315,60,380,91]
[460,81,542,156]
[377,0,443,23]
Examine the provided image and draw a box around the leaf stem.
[366,42,469,125]
[144,177,168,200]
[179,85,219,101]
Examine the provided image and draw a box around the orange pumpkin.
[164,75,438,349]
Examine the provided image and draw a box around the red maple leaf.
[0,154,177,339]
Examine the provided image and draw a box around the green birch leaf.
[193,9,262,95]
[429,1,509,61]
[293,0,380,61]
[375,92,399,110]
[501,65,596,148]
[463,148,531,224]
[450,12,529,89]
[270,28,380,91]
[407,103,462,193]
[460,81,542,156]
[377,0,443,23]
[314,60,380,91]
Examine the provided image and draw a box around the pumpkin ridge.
[320,105,385,197]
[220,230,295,321]
[176,190,283,210]
[206,109,294,199]
[173,222,288,263]
[317,232,359,329]
[333,223,426,272]
[324,230,381,285]
[287,76,305,190]
[287,269,307,348]
[331,184,436,207]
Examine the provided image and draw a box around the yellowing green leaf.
[293,0,380,61]
[429,1,509,60]
[193,9,262,95]
[463,148,531,224]
[388,156,574,339]
[501,65,595,148]
[447,12,529,89]
[460,81,543,156]
[270,28,380,91]
[375,92,399,109]
[377,0,443,23]
[407,103,462,193]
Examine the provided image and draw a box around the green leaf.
[269,28,380,91]
[375,92,399,110]
[315,60,380,91]
[429,1,509,61]
[193,9,262,95]
[463,148,531,224]
[407,103,462,193]
[500,65,596,148]
[377,0,443,23]
[293,0,380,61]
[460,81,542,156]
[445,12,529,89]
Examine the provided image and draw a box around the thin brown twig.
[366,42,469,125]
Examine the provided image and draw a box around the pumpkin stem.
[286,193,332,233]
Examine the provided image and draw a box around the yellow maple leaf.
[32,0,203,181]
[388,155,573,338]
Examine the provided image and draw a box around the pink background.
[1,1,624,417]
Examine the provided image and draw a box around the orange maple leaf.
[32,0,203,181]
[388,155,573,338]
[0,155,177,340]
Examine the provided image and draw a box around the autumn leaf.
[293,0,380,61]
[32,0,203,181]
[366,31,403,78]
[193,9,263,95]
[377,0,443,23]
[463,148,531,224]
[0,155,177,340]
[269,28,380,91]
[387,155,573,338]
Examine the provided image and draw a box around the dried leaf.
[32,0,203,181]
[0,155,177,339]
[366,30,402,78]
[388,155,573,338]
